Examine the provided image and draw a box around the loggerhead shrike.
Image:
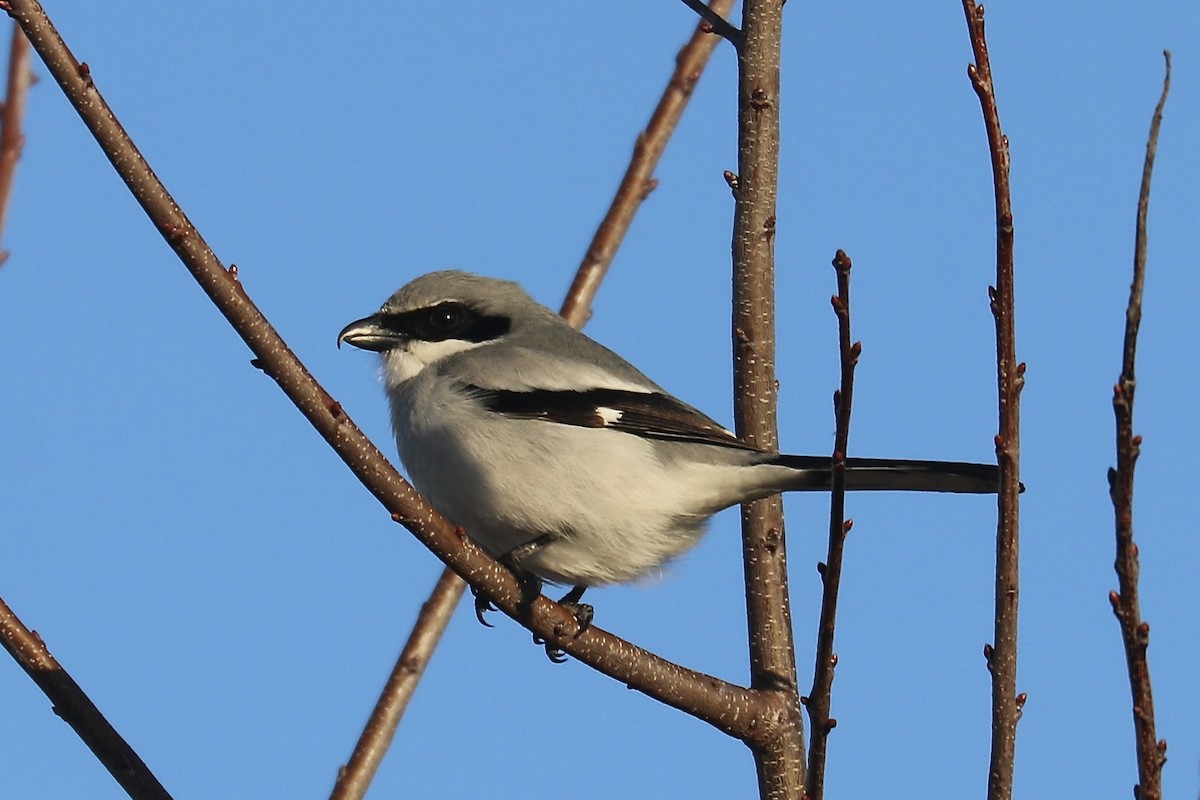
[339,271,1000,608]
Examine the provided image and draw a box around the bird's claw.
[471,586,496,627]
[537,635,570,664]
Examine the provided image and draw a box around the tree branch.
[0,595,173,800]
[1108,49,1171,800]
[328,568,464,800]
[0,21,31,262]
[2,0,776,755]
[803,250,859,799]
[960,4,1024,800]
[560,0,735,328]
[730,2,805,798]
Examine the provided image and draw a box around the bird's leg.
[557,585,593,634]
[496,534,596,663]
[539,587,594,664]
[497,533,555,607]
[471,534,554,627]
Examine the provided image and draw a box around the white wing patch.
[596,406,624,426]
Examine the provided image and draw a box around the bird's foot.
[471,539,552,628]
[557,585,593,634]
[537,586,592,663]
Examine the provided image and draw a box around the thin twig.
[0,21,31,263]
[329,568,464,800]
[803,250,860,799]
[3,0,776,751]
[560,0,735,328]
[960,4,1024,800]
[730,2,805,798]
[678,0,743,50]
[1108,49,1171,800]
[0,595,174,800]
[330,11,737,797]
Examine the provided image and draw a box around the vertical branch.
[960,5,1024,800]
[1108,50,1171,800]
[0,21,31,258]
[331,9,737,798]
[730,2,804,798]
[803,250,860,799]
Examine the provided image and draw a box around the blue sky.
[2,2,1197,798]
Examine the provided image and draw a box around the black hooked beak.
[337,313,403,352]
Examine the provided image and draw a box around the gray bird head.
[338,270,564,387]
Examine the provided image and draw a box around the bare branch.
[960,4,1024,799]
[0,595,174,800]
[677,0,743,50]
[560,0,735,328]
[0,21,31,261]
[803,249,859,799]
[3,0,775,751]
[730,2,805,797]
[329,569,464,800]
[1108,49,1171,800]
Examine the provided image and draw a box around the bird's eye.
[414,303,472,339]
[427,304,465,331]
[396,301,509,343]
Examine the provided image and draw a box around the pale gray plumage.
[339,270,1001,588]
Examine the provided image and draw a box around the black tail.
[773,455,1003,494]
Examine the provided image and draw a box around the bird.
[338,270,1001,618]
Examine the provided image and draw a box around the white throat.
[380,338,486,390]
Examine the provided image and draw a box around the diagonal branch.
[1107,49,1171,800]
[329,8,737,797]
[328,568,464,800]
[2,0,775,755]
[960,5,1024,800]
[0,595,173,800]
[803,249,860,800]
[560,0,734,328]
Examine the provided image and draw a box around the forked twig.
[803,250,860,799]
[960,4,1024,800]
[1107,50,1171,800]
[330,7,736,797]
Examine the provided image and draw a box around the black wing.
[467,385,760,451]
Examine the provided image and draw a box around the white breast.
[386,369,724,585]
